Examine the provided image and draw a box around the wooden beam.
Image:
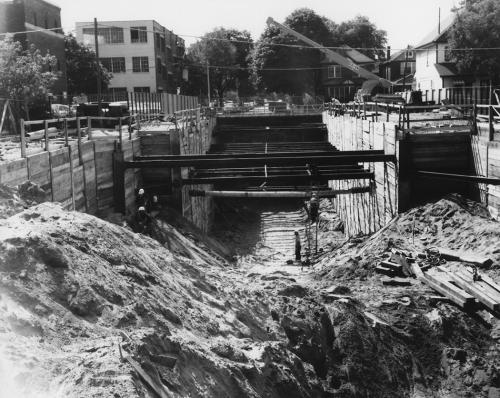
[423,272,475,306]
[411,171,500,187]
[188,187,371,198]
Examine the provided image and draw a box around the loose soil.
[1,183,500,398]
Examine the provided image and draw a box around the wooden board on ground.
[424,272,475,305]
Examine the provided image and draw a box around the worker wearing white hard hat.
[135,187,149,210]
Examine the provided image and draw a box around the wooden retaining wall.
[139,117,216,232]
[324,112,473,236]
[324,114,398,237]
[0,135,140,215]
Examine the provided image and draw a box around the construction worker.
[135,188,149,210]
[294,230,301,265]
[149,195,161,218]
[310,193,319,223]
[135,207,153,237]
[473,267,481,282]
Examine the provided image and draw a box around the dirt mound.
[0,181,48,221]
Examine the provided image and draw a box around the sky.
[58,0,460,52]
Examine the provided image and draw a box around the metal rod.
[133,149,383,161]
[189,187,370,198]
[410,170,500,185]
[125,154,396,169]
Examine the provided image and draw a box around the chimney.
[386,46,391,61]
[438,7,441,34]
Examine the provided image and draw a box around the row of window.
[33,12,60,32]
[100,57,150,73]
[327,65,361,79]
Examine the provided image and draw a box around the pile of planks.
[420,267,500,310]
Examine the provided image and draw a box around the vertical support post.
[398,105,402,129]
[406,106,410,129]
[44,120,49,151]
[128,116,132,140]
[87,117,92,140]
[118,117,123,152]
[473,103,477,135]
[48,151,54,201]
[170,129,182,211]
[68,145,76,210]
[489,82,494,141]
[64,118,69,146]
[20,119,26,158]
[94,18,103,122]
[375,98,378,122]
[77,117,88,213]
[113,151,126,215]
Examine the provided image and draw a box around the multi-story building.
[0,0,68,97]
[76,20,185,99]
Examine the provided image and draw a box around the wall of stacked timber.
[139,116,216,232]
[323,113,398,237]
[323,113,473,236]
[471,123,500,219]
[0,135,140,215]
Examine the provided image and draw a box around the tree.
[447,0,500,83]
[64,32,113,96]
[331,15,388,61]
[0,34,60,119]
[185,28,253,101]
[251,8,333,95]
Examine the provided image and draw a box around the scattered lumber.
[428,296,451,304]
[124,355,173,398]
[440,269,499,311]
[390,253,414,277]
[411,262,425,281]
[380,260,402,271]
[423,271,475,308]
[25,127,59,140]
[437,247,493,268]
[375,266,396,277]
[381,277,412,286]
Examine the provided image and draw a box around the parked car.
[51,104,72,118]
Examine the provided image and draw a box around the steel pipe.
[189,186,371,198]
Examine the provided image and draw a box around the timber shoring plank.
[424,272,475,305]
[455,270,500,303]
[442,270,499,311]
[421,275,469,308]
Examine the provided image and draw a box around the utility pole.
[207,60,211,106]
[402,45,409,97]
[94,18,102,119]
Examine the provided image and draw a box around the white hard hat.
[138,206,145,211]
[138,189,144,194]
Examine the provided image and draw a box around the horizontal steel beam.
[189,186,371,198]
[128,153,395,169]
[134,150,384,162]
[410,171,500,185]
[181,172,373,185]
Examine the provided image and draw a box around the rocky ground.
[1,183,500,397]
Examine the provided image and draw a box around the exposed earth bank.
[1,183,500,398]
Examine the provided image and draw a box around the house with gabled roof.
[413,12,482,94]
[379,47,415,94]
[321,46,376,103]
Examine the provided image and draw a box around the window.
[82,27,124,44]
[400,62,416,75]
[407,50,414,58]
[155,33,160,48]
[134,87,150,93]
[156,58,162,74]
[327,65,341,78]
[161,36,165,51]
[426,50,429,66]
[132,57,149,72]
[100,57,125,73]
[444,46,452,62]
[130,26,147,43]
[107,87,127,101]
[166,47,173,61]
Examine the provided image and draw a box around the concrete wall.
[0,134,140,215]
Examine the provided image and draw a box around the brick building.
[0,0,68,98]
[76,20,185,99]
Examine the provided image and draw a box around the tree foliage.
[448,0,500,81]
[250,9,387,96]
[251,8,332,95]
[0,34,60,119]
[65,32,113,96]
[185,28,253,100]
[331,15,387,61]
